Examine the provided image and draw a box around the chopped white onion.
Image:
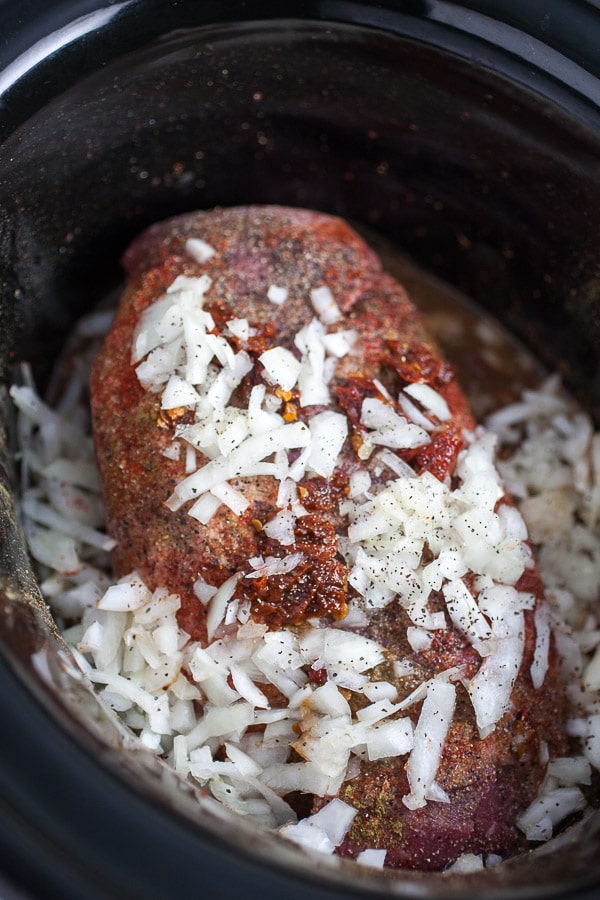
[356,849,387,868]
[360,397,429,450]
[404,382,451,421]
[322,329,357,358]
[531,603,551,689]
[97,574,152,612]
[161,375,201,410]
[404,680,456,810]
[267,284,288,306]
[259,346,302,392]
[246,553,304,579]
[306,410,348,478]
[185,237,216,263]
[517,787,586,841]
[206,573,241,640]
[310,285,342,325]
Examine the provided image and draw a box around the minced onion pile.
[9,249,600,871]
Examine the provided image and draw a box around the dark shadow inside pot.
[0,13,599,900]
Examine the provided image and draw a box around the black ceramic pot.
[0,2,599,898]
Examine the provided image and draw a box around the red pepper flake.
[275,386,293,402]
[297,475,347,512]
[336,376,381,427]
[205,298,235,333]
[236,515,348,627]
[386,339,454,388]
[157,406,195,429]
[412,425,463,481]
[308,666,328,685]
[283,402,298,422]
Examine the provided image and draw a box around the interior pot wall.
[0,13,599,900]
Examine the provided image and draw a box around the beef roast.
[90,205,569,869]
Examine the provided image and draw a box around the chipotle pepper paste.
[236,515,348,627]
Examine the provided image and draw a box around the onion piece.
[356,849,387,868]
[247,553,305,579]
[403,680,456,810]
[310,285,342,325]
[322,329,357,358]
[267,284,288,305]
[360,397,429,450]
[531,603,552,689]
[442,578,493,656]
[161,375,201,410]
[259,346,302,392]
[404,382,451,421]
[306,410,348,478]
[206,573,241,640]
[97,574,152,612]
[185,237,216,263]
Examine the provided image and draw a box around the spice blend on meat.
[13,206,598,872]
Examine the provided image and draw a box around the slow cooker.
[0,1,599,897]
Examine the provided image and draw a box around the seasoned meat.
[91,207,472,638]
[331,565,568,868]
[90,205,569,869]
